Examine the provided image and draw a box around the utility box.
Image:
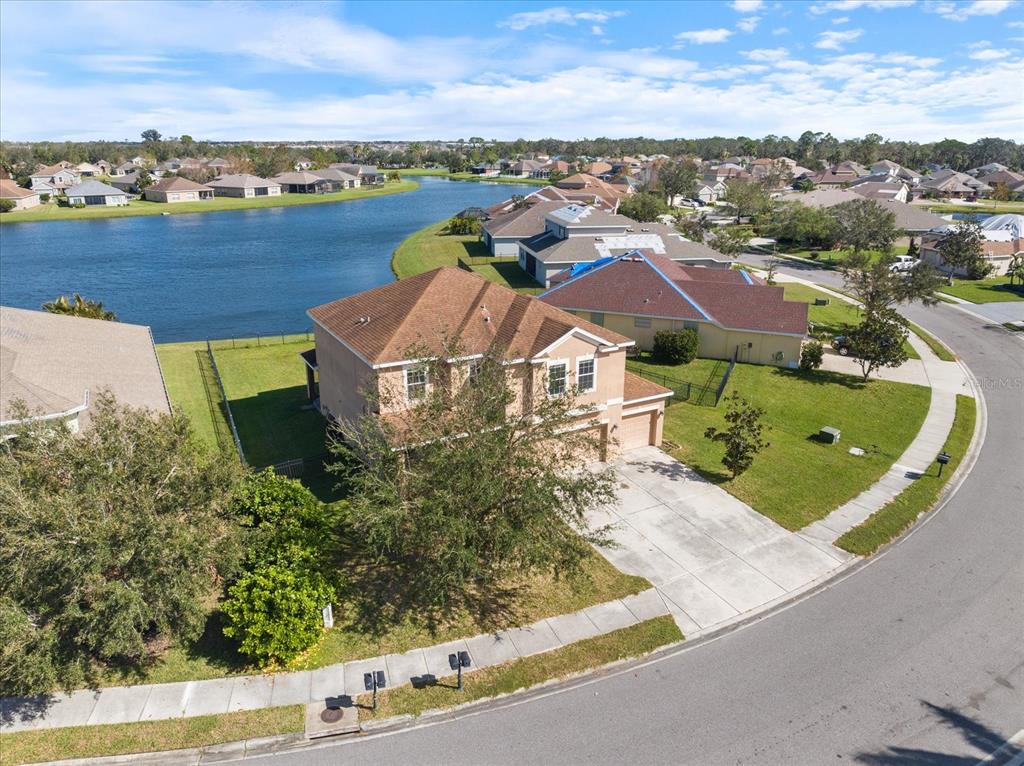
[814,298,830,306]
[819,426,841,444]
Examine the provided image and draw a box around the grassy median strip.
[358,616,682,720]
[0,706,304,765]
[907,321,957,362]
[836,394,976,556]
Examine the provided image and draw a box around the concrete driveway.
[589,447,854,636]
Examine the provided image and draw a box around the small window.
[683,320,699,331]
[634,317,652,328]
[590,312,605,326]
[405,367,428,401]
[577,358,596,392]
[547,363,567,396]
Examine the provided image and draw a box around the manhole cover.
[320,707,345,723]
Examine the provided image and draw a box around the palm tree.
[42,294,118,321]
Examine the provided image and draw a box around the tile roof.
[308,267,632,366]
[0,179,37,199]
[65,180,128,197]
[540,253,808,336]
[0,307,170,428]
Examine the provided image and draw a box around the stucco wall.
[313,324,376,422]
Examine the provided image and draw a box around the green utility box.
[819,426,841,444]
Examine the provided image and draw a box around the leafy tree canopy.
[618,191,668,222]
[42,293,118,321]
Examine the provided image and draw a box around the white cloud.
[741,47,791,60]
[737,15,762,31]
[925,0,1014,21]
[811,0,916,13]
[1008,19,1024,27]
[498,6,626,30]
[591,25,604,35]
[832,16,852,23]
[75,54,194,76]
[814,28,865,48]
[730,0,764,11]
[674,28,734,44]
[969,46,1011,58]
[772,26,790,34]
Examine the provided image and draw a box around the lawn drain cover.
[320,707,345,723]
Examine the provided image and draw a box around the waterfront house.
[303,268,671,459]
[143,176,214,203]
[74,162,102,177]
[272,171,335,194]
[0,179,41,210]
[540,252,808,367]
[488,186,618,216]
[328,164,384,184]
[111,162,140,177]
[207,173,282,198]
[65,180,129,207]
[554,173,627,207]
[0,306,170,435]
[482,200,576,256]
[311,168,361,188]
[517,204,732,287]
[919,169,991,199]
[30,163,80,194]
[109,172,143,194]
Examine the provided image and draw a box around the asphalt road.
[259,267,1024,766]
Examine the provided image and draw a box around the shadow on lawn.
[770,366,868,391]
[227,385,328,467]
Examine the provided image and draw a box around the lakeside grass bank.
[0,180,418,224]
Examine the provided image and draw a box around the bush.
[222,565,334,665]
[653,329,699,364]
[40,193,51,203]
[965,259,993,280]
[809,251,820,260]
[445,216,480,235]
[800,341,824,371]
[0,198,15,213]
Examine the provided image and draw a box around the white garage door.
[619,411,655,451]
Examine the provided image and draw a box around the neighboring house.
[869,160,921,184]
[505,159,545,177]
[0,306,170,435]
[95,160,112,175]
[30,163,80,194]
[540,251,808,367]
[587,161,613,176]
[482,200,576,256]
[294,157,314,170]
[304,267,672,459]
[311,168,361,188]
[204,158,230,175]
[694,181,728,204]
[554,173,626,207]
[919,169,991,199]
[207,173,282,198]
[778,188,948,233]
[966,162,1007,178]
[329,163,384,184]
[0,179,41,210]
[65,180,129,206]
[534,159,570,178]
[111,162,140,177]
[469,163,501,177]
[272,171,336,194]
[921,214,1024,277]
[128,155,148,166]
[487,185,617,216]
[143,176,214,203]
[161,158,185,171]
[703,163,750,184]
[518,204,732,287]
[850,180,910,203]
[811,161,870,187]
[976,169,1024,189]
[75,162,102,177]
[108,172,143,194]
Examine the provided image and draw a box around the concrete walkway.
[0,590,669,733]
[589,448,855,637]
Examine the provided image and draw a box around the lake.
[0,177,513,341]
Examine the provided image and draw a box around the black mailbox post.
[364,670,386,710]
[448,651,472,691]
[936,451,951,476]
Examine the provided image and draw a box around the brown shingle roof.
[0,179,37,199]
[482,200,570,237]
[148,176,213,192]
[308,268,632,366]
[623,371,673,403]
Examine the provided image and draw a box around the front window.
[547,363,567,396]
[405,367,428,401]
[577,358,596,392]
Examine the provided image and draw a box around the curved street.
[259,268,1024,766]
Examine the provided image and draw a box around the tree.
[656,159,698,204]
[0,393,242,694]
[764,255,780,285]
[703,393,770,478]
[140,129,162,143]
[1006,254,1024,287]
[840,257,942,316]
[675,211,711,242]
[906,236,919,260]
[937,222,989,283]
[617,191,668,222]
[653,329,699,364]
[830,198,898,257]
[0,199,14,213]
[724,179,771,223]
[848,308,909,381]
[800,341,824,371]
[328,341,618,615]
[991,182,1012,202]
[763,202,840,250]
[42,293,118,321]
[510,194,529,210]
[135,170,153,190]
[445,216,480,235]
[710,226,749,257]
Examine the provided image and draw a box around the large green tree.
[618,191,669,222]
[848,308,910,381]
[830,198,898,257]
[724,179,771,223]
[0,394,242,695]
[329,342,617,615]
[764,202,840,250]
[936,222,990,283]
[840,256,942,316]
[656,159,698,204]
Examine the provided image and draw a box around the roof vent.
[355,316,370,326]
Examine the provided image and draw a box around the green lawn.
[211,341,327,467]
[0,706,304,765]
[921,200,1024,215]
[360,616,682,720]
[937,276,1024,304]
[781,246,908,268]
[0,180,418,224]
[837,395,976,555]
[630,359,931,530]
[156,341,232,454]
[392,220,542,293]
[393,167,450,176]
[448,172,551,186]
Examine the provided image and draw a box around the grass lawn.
[448,172,551,186]
[393,167,450,176]
[837,395,976,555]
[211,340,327,467]
[156,341,232,454]
[921,200,1024,215]
[359,616,682,720]
[779,245,909,268]
[0,180,417,224]
[937,276,1024,304]
[630,359,931,530]
[906,321,957,362]
[392,220,542,293]
[0,706,304,765]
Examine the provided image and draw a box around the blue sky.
[1,0,1021,142]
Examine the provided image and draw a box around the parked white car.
[889,255,917,273]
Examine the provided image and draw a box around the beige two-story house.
[303,268,672,459]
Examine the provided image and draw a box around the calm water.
[0,177,512,341]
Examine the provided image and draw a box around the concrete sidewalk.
[0,590,670,733]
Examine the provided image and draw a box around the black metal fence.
[206,331,314,351]
[204,340,247,464]
[628,350,738,407]
[271,454,330,479]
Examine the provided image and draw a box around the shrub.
[222,565,334,665]
[445,216,480,235]
[800,341,824,371]
[965,258,993,281]
[809,251,820,260]
[40,193,51,203]
[0,199,15,213]
[653,329,699,364]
